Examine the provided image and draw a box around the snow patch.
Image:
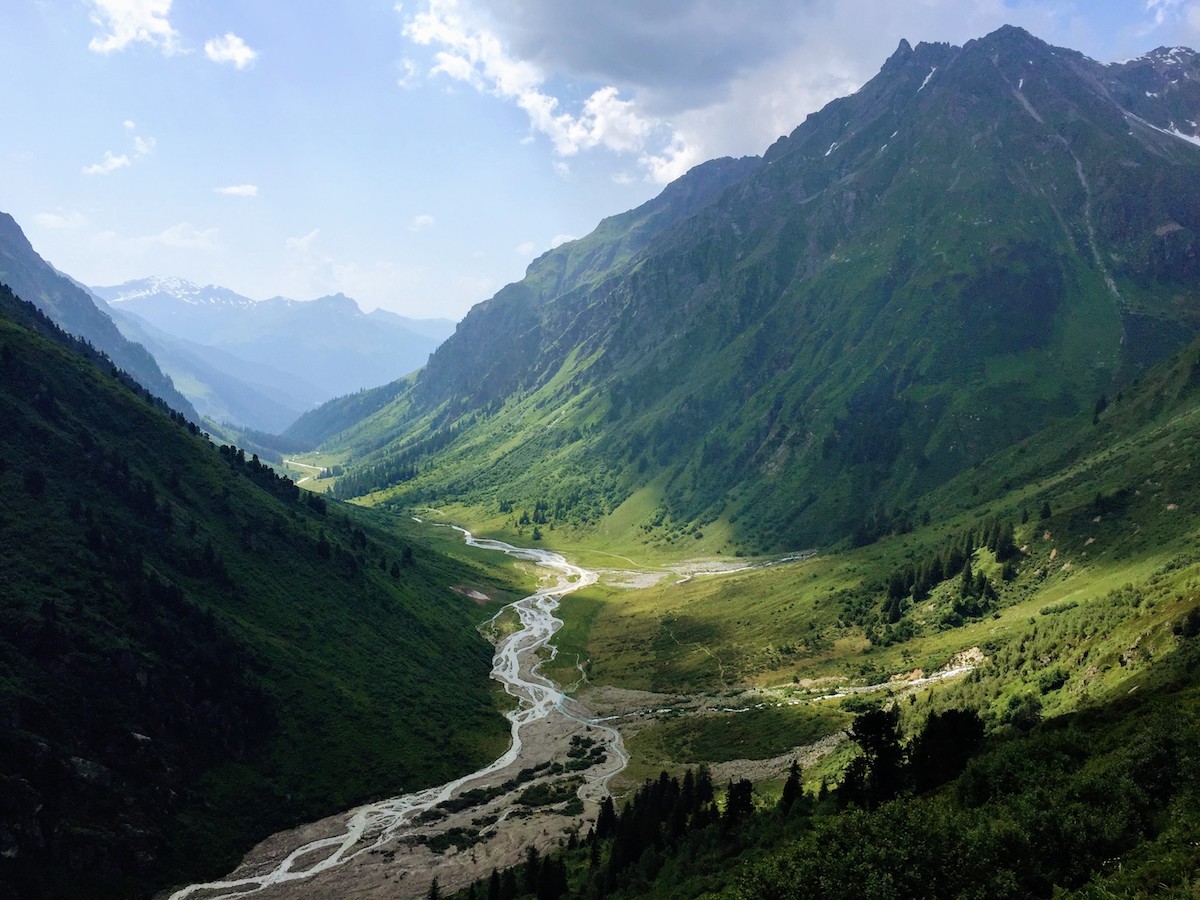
[825,141,839,157]
[1018,77,1024,90]
[918,66,937,92]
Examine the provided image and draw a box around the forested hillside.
[0,283,511,899]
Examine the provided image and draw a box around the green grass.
[627,705,850,772]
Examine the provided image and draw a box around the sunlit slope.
[322,28,1200,552]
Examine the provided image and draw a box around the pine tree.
[779,759,802,813]
[959,555,974,598]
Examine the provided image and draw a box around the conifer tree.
[779,759,803,813]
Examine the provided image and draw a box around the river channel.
[169,525,627,899]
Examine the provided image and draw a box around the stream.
[169,525,626,899]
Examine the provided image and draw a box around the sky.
[2,1,1198,321]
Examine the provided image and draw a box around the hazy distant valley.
[95,277,455,434]
[3,22,1200,900]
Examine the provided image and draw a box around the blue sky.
[2,1,1197,320]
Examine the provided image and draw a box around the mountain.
[105,306,318,434]
[314,27,1200,552]
[0,213,198,420]
[91,277,457,427]
[0,282,510,898]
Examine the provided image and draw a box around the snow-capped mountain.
[92,277,457,431]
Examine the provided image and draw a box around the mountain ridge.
[91,277,457,431]
[0,213,199,420]
[314,25,1200,552]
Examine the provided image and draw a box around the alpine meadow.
[3,10,1200,900]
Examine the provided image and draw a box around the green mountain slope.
[0,284,510,899]
[447,291,1200,900]
[315,28,1200,552]
[0,213,199,421]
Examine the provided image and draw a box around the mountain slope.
[0,283,510,898]
[106,306,314,433]
[92,278,456,420]
[0,213,198,420]
[321,27,1200,552]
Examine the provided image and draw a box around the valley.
[167,524,625,899]
[4,14,1200,900]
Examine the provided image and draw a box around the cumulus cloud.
[401,0,696,182]
[400,0,1120,182]
[82,150,131,176]
[87,0,181,55]
[34,211,88,230]
[205,32,258,69]
[409,214,436,231]
[156,222,218,249]
[515,241,537,256]
[1144,0,1200,34]
[548,234,576,248]
[134,135,156,156]
[286,228,321,252]
[396,57,421,88]
[215,184,259,197]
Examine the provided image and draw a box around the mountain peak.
[0,211,36,256]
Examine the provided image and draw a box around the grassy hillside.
[316,29,1200,556]
[0,285,516,899]
[444,324,1200,900]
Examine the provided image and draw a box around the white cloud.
[215,184,259,197]
[515,241,537,256]
[402,0,696,183]
[156,222,218,249]
[396,57,421,88]
[87,0,181,55]
[410,214,436,231]
[549,234,577,249]
[82,150,131,176]
[34,211,88,230]
[133,135,155,156]
[286,228,321,252]
[1144,0,1200,33]
[205,32,258,69]
[123,119,135,130]
[401,0,1123,185]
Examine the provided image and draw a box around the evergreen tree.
[426,876,441,900]
[959,555,975,598]
[779,760,803,813]
[523,845,541,895]
[596,795,617,839]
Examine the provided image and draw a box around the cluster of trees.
[461,765,763,900]
[455,706,995,899]
[216,444,303,504]
[331,424,463,499]
[879,516,1017,624]
[457,675,1200,898]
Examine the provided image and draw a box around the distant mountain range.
[309,27,1200,551]
[91,277,456,433]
